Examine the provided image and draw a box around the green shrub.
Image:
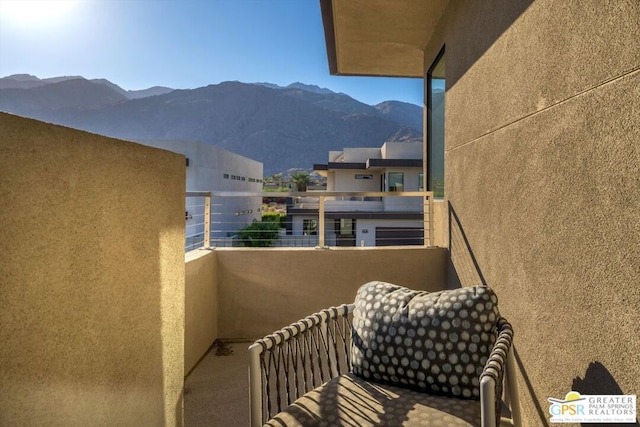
[262,212,286,228]
[238,221,279,247]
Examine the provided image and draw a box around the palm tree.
[290,171,313,192]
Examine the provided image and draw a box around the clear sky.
[0,0,424,106]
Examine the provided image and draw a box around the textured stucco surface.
[431,0,640,150]
[0,113,186,426]
[216,247,448,339]
[423,1,640,425]
[432,199,448,248]
[184,250,217,375]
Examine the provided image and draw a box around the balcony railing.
[185,191,434,251]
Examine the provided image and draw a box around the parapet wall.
[0,113,186,426]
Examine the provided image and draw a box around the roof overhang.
[320,0,449,77]
[367,159,422,169]
[314,159,422,172]
[314,162,367,171]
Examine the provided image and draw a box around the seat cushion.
[265,373,481,426]
[351,282,499,399]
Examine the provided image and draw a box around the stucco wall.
[425,1,640,425]
[184,250,218,375]
[332,169,382,191]
[342,147,381,162]
[0,113,186,426]
[381,141,422,159]
[215,247,448,339]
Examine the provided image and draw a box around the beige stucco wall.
[184,249,217,375]
[424,1,640,425]
[432,199,448,248]
[0,113,186,426]
[215,246,448,339]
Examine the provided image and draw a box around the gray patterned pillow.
[351,281,499,399]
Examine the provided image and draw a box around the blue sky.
[0,0,424,106]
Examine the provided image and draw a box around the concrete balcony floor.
[185,341,251,426]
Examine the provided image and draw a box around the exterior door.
[335,218,356,246]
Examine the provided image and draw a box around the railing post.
[423,194,429,247]
[318,195,325,248]
[204,194,211,249]
[427,193,434,247]
[248,343,263,427]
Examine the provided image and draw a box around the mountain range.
[0,74,423,175]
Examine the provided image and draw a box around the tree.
[290,171,313,192]
[265,173,283,188]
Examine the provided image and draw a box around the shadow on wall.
[573,362,639,427]
[448,202,554,427]
[513,347,551,427]
[447,201,486,288]
[443,0,534,89]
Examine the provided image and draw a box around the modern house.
[288,141,426,246]
[135,139,263,248]
[1,1,638,426]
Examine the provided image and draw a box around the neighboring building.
[288,141,425,247]
[320,1,639,425]
[137,139,263,246]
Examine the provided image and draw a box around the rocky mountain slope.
[0,74,422,174]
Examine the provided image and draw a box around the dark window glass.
[428,48,445,198]
[388,172,404,192]
[303,219,317,235]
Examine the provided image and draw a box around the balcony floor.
[185,341,251,426]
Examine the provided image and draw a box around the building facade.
[137,139,263,248]
[288,141,425,247]
[321,1,640,425]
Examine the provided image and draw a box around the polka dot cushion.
[351,281,499,400]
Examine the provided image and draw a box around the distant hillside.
[375,101,423,133]
[0,75,422,175]
[0,78,128,119]
[0,74,85,89]
[0,74,174,99]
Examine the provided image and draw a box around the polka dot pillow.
[351,281,499,400]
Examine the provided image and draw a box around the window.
[427,48,445,198]
[337,218,354,235]
[303,219,317,236]
[355,174,373,180]
[223,173,229,179]
[388,172,404,192]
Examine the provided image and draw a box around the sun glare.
[0,0,78,28]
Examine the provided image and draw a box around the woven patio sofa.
[249,282,522,426]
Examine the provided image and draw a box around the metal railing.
[185,191,434,251]
[185,191,211,251]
